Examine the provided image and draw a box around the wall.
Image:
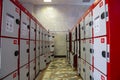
[34,5,89,56]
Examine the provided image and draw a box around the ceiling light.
[44,0,52,2]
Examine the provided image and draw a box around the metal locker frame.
[93,0,106,37]
[30,60,35,80]
[0,38,18,78]
[85,39,93,64]
[85,11,93,38]
[20,11,29,39]
[93,37,107,75]
[20,64,29,80]
[30,40,35,61]
[1,0,20,38]
[20,40,29,67]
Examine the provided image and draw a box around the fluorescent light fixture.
[44,0,52,2]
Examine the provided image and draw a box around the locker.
[20,11,29,39]
[40,28,42,40]
[72,29,75,41]
[75,41,77,55]
[94,37,107,75]
[20,65,29,80]
[40,55,46,70]
[30,60,35,80]
[20,40,29,66]
[81,40,86,60]
[1,0,20,38]
[77,58,81,75]
[30,19,36,40]
[93,0,106,37]
[81,59,86,80]
[30,41,35,61]
[36,24,40,40]
[70,53,74,68]
[77,41,79,57]
[0,38,18,78]
[86,63,93,80]
[72,41,74,53]
[77,24,79,40]
[80,19,85,39]
[93,68,107,80]
[85,39,93,64]
[50,43,54,52]
[3,71,18,80]
[40,41,42,55]
[85,11,93,38]
[36,57,40,74]
[36,41,40,57]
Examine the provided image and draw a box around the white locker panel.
[40,41,42,55]
[77,58,81,74]
[80,20,85,39]
[81,40,86,60]
[36,24,40,40]
[30,41,35,61]
[86,39,93,64]
[36,41,40,57]
[30,19,36,40]
[40,28,42,40]
[36,57,40,74]
[72,41,74,53]
[93,69,107,80]
[70,53,74,68]
[81,59,86,80]
[40,55,46,70]
[1,0,20,37]
[94,37,107,75]
[0,38,18,78]
[20,65,29,80]
[72,29,75,41]
[20,11,29,39]
[3,71,18,80]
[93,0,106,37]
[77,24,79,40]
[20,40,29,66]
[30,60,35,80]
[85,11,93,38]
[77,41,79,57]
[75,41,77,55]
[50,43,54,52]
[86,63,93,80]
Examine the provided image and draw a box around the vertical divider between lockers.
[28,17,30,80]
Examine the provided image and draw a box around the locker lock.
[27,49,29,53]
[102,51,106,58]
[44,60,46,62]
[26,72,29,77]
[27,25,30,29]
[34,48,36,51]
[90,75,94,80]
[83,47,85,51]
[16,19,20,25]
[89,21,93,26]
[38,62,40,65]
[39,31,40,34]
[101,12,105,19]
[83,68,85,72]
[14,51,19,56]
[90,48,94,53]
[34,29,36,32]
[34,66,36,70]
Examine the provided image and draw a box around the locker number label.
[6,14,14,33]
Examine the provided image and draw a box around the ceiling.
[19,0,94,5]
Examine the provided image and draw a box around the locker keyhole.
[102,51,106,58]
[14,51,19,56]
[16,19,20,25]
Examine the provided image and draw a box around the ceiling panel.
[19,0,94,5]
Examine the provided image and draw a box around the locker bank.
[0,0,120,80]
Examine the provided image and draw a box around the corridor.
[36,58,82,80]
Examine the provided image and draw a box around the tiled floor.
[36,58,82,80]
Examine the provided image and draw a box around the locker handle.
[83,47,85,51]
[101,12,105,19]
[44,60,46,62]
[102,51,106,58]
[89,21,93,26]
[39,31,40,34]
[34,29,36,32]
[90,48,94,53]
[34,48,36,51]
[26,72,29,77]
[83,68,85,72]
[34,66,36,70]
[27,25,30,29]
[14,51,19,56]
[27,49,29,53]
[16,19,20,25]
[90,75,94,80]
